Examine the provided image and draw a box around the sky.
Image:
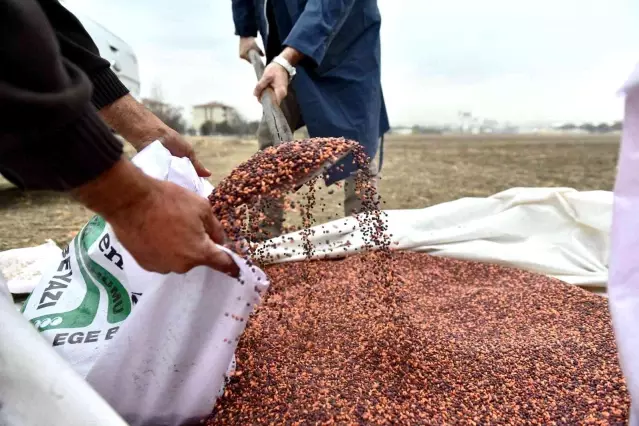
[62,0,639,127]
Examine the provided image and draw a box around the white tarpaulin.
[0,277,128,426]
[3,188,612,297]
[259,187,611,288]
[0,240,60,295]
[609,63,639,426]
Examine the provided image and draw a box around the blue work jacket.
[232,0,390,184]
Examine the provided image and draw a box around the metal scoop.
[247,49,353,192]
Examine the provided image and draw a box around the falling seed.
[207,137,388,265]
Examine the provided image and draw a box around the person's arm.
[232,0,259,39]
[36,0,130,110]
[232,0,264,62]
[282,0,356,68]
[0,0,122,191]
[253,46,303,104]
[72,159,238,277]
[254,0,358,104]
[99,94,211,176]
[38,0,211,176]
[0,0,236,276]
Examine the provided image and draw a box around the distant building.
[389,127,413,135]
[552,122,592,135]
[458,111,473,133]
[192,101,242,134]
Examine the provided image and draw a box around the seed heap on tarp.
[209,252,629,425]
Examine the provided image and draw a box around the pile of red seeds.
[209,252,629,425]
[205,136,627,423]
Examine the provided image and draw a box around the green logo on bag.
[80,216,132,324]
[28,216,132,331]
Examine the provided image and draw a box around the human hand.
[110,180,238,276]
[224,238,250,256]
[239,37,263,62]
[73,159,239,277]
[99,94,211,177]
[254,62,289,105]
[149,129,211,178]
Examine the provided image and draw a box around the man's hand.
[99,94,211,177]
[154,128,210,178]
[73,159,239,277]
[239,37,263,62]
[109,180,238,276]
[253,47,304,105]
[254,62,289,105]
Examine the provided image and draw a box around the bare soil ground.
[0,134,620,251]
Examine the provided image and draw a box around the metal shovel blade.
[292,149,353,192]
[246,49,354,193]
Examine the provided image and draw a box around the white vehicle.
[61,2,141,99]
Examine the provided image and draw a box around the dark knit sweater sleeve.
[0,0,123,191]
[37,0,130,109]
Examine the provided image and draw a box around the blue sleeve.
[283,0,356,66]
[232,0,258,37]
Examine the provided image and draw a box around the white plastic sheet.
[0,240,60,294]
[7,141,269,426]
[259,187,611,288]
[4,188,612,294]
[1,265,128,425]
[609,66,639,426]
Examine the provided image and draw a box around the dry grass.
[0,134,620,251]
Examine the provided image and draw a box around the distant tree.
[558,123,577,131]
[142,84,186,134]
[216,121,235,135]
[143,101,186,134]
[412,125,442,135]
[187,127,197,136]
[579,123,597,133]
[424,127,442,135]
[200,120,214,136]
[596,123,611,133]
[197,118,272,137]
[234,121,249,136]
[246,120,260,135]
[611,121,623,131]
